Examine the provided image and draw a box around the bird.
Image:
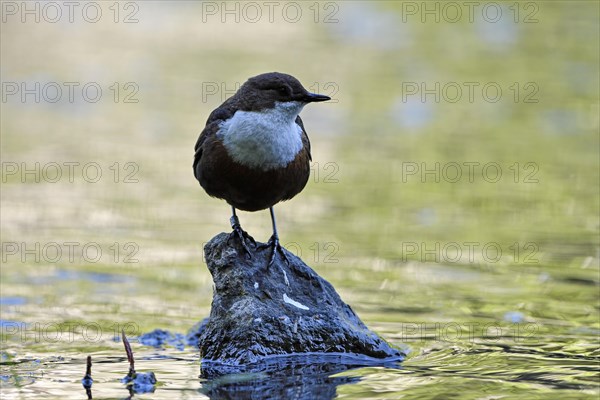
[193,72,330,266]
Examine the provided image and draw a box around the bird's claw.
[228,224,255,259]
[257,235,289,268]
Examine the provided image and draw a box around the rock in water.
[199,233,404,373]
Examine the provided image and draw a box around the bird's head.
[238,72,330,115]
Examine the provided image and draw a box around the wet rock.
[186,318,210,347]
[200,357,366,399]
[138,329,186,350]
[121,330,157,394]
[199,233,404,373]
[122,372,157,394]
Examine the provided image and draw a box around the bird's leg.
[257,207,290,268]
[228,206,255,258]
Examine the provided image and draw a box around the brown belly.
[197,140,310,212]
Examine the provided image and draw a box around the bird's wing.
[193,102,238,181]
[295,115,312,162]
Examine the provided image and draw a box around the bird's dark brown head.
[237,72,330,111]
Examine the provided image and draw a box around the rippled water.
[1,1,599,399]
[2,259,597,398]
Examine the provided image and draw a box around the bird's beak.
[302,92,331,103]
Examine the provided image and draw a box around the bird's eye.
[278,86,287,93]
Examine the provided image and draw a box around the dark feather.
[193,72,324,212]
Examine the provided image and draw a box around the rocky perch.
[198,233,404,375]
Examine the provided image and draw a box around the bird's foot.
[257,235,289,268]
[228,219,256,259]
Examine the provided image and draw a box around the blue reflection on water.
[475,4,519,49]
[540,109,581,136]
[390,97,434,130]
[28,269,135,285]
[327,2,411,50]
[0,297,27,306]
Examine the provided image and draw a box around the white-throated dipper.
[193,72,330,266]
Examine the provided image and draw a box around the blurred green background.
[1,1,599,398]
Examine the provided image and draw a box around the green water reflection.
[1,1,598,398]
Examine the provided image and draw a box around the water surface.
[1,1,598,398]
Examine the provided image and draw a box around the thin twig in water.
[82,355,93,399]
[122,329,136,378]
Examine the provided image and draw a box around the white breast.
[217,101,305,171]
